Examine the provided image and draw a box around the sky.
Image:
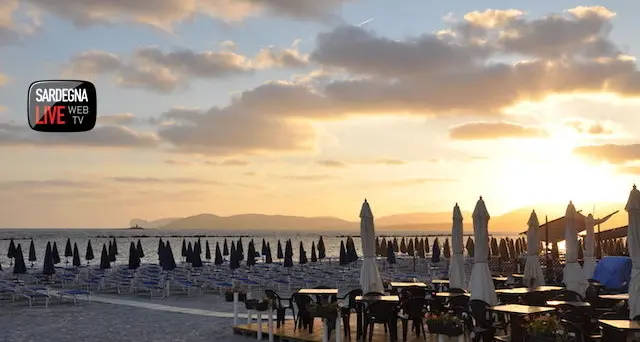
[1,0,640,228]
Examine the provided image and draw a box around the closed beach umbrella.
[157,238,163,255]
[424,237,430,253]
[28,239,37,267]
[508,238,516,259]
[443,238,451,259]
[52,242,61,264]
[43,242,55,275]
[108,241,116,262]
[246,240,256,267]
[112,238,118,255]
[431,238,440,263]
[339,240,347,265]
[298,241,307,265]
[136,239,144,259]
[129,242,140,269]
[223,239,229,256]
[181,239,187,259]
[193,244,203,267]
[230,243,239,270]
[499,239,509,262]
[407,239,414,257]
[166,241,177,270]
[469,197,498,305]
[311,242,317,262]
[237,238,244,261]
[284,240,293,269]
[393,238,399,252]
[64,238,73,259]
[186,242,193,263]
[86,240,95,263]
[265,242,273,264]
[400,238,407,254]
[277,240,283,259]
[205,241,211,260]
[551,242,560,259]
[318,236,326,260]
[584,213,611,279]
[524,211,545,287]
[261,238,267,256]
[359,199,384,293]
[99,244,110,269]
[158,241,165,267]
[490,238,499,257]
[13,244,27,274]
[7,238,16,264]
[214,242,223,265]
[563,201,588,296]
[386,241,396,265]
[347,236,358,263]
[466,237,475,257]
[449,203,466,289]
[196,238,202,255]
[72,243,81,267]
[625,185,640,319]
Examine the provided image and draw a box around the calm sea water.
[0,229,520,268]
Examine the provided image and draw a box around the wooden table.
[599,293,629,301]
[493,277,509,282]
[495,286,564,295]
[489,304,556,341]
[599,319,640,339]
[298,289,339,295]
[545,300,591,308]
[435,292,470,298]
[389,282,427,288]
[355,295,400,341]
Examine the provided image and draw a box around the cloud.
[317,159,346,167]
[280,174,340,181]
[164,159,192,166]
[0,74,7,86]
[0,0,41,45]
[449,122,547,140]
[574,144,640,164]
[99,113,138,125]
[618,165,640,175]
[0,122,159,148]
[0,179,92,190]
[64,44,308,92]
[381,178,457,186]
[564,119,613,135]
[107,176,220,185]
[20,0,353,30]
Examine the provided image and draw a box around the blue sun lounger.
[58,289,90,305]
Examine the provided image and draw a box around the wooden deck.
[232,314,470,342]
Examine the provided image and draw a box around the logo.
[28,80,97,132]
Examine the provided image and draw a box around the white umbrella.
[625,185,640,319]
[359,199,384,294]
[523,210,545,287]
[449,203,465,289]
[583,214,597,280]
[563,201,588,296]
[469,197,497,305]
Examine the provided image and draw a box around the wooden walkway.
[232,314,470,342]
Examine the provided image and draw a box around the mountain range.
[130,202,628,233]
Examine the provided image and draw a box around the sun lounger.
[58,289,90,305]
[22,290,50,308]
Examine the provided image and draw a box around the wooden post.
[257,313,262,340]
[268,306,274,342]
[233,292,239,326]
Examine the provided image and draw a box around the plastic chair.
[264,289,295,328]
[292,293,314,333]
[365,301,400,342]
[339,288,363,339]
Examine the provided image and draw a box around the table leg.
[509,314,525,342]
[388,317,398,342]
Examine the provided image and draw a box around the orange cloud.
[449,122,547,140]
[574,144,640,164]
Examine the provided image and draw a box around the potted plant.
[245,298,272,311]
[525,316,569,342]
[425,313,463,336]
[224,287,247,302]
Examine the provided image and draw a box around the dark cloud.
[107,176,220,184]
[0,179,92,190]
[21,0,354,29]
[565,119,613,135]
[573,144,640,164]
[0,122,158,148]
[449,122,547,140]
[317,159,346,167]
[279,174,340,181]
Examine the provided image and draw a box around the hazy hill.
[134,202,627,233]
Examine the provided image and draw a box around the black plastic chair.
[339,288,363,339]
[265,289,295,328]
[292,293,314,333]
[399,297,427,340]
[553,290,585,302]
[365,301,399,342]
[448,287,467,293]
[313,285,337,303]
[469,300,496,342]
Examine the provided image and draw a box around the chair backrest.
[599,311,628,320]
[402,297,427,319]
[367,301,398,322]
[344,289,363,309]
[469,299,492,328]
[364,291,384,297]
[449,295,470,310]
[265,289,281,302]
[553,290,585,302]
[633,315,640,321]
[292,294,313,314]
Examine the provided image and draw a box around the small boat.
[129,224,144,230]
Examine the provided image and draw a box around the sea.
[0,229,521,267]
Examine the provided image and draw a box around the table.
[599,319,640,339]
[435,292,470,298]
[493,277,508,282]
[297,289,339,295]
[545,300,591,308]
[431,279,449,291]
[512,274,524,284]
[389,282,427,288]
[495,286,564,295]
[355,295,400,341]
[489,304,556,342]
[599,293,629,301]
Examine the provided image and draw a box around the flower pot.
[427,322,463,336]
[238,292,247,302]
[245,299,259,310]
[225,292,234,302]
